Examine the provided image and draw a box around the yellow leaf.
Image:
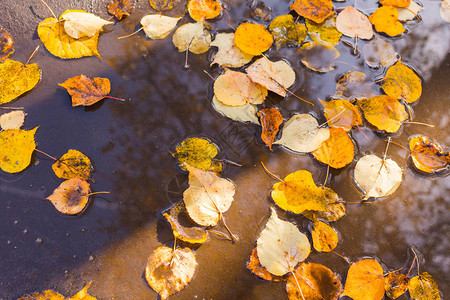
[140,14,181,39]
[172,22,211,54]
[335,6,373,39]
[0,60,40,105]
[312,128,355,169]
[385,273,410,299]
[269,15,307,49]
[382,60,422,103]
[409,272,441,300]
[187,0,221,22]
[211,96,259,124]
[234,22,273,56]
[246,247,286,282]
[210,33,254,68]
[46,178,90,215]
[61,10,113,39]
[369,6,405,37]
[303,186,346,222]
[18,290,65,299]
[319,99,362,131]
[306,15,342,46]
[311,220,338,252]
[409,135,450,173]
[0,110,25,130]
[0,27,14,62]
[335,71,375,100]
[290,0,335,23]
[298,41,339,73]
[380,0,411,8]
[0,127,37,173]
[70,282,96,300]
[342,259,385,300]
[145,246,197,300]
[172,137,220,171]
[52,149,92,180]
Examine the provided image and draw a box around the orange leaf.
[380,0,411,8]
[107,0,134,20]
[343,259,385,300]
[246,248,286,282]
[234,23,273,56]
[312,128,354,168]
[382,60,422,104]
[188,0,221,22]
[369,6,405,37]
[320,99,362,131]
[409,136,450,173]
[311,220,339,252]
[0,26,14,62]
[290,0,335,23]
[258,107,283,150]
[59,74,114,107]
[385,273,410,299]
[46,177,90,215]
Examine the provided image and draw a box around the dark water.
[1,0,449,299]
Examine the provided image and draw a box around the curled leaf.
[290,0,335,23]
[385,273,410,299]
[0,128,37,173]
[269,15,307,49]
[0,59,40,105]
[409,136,450,173]
[0,26,14,62]
[246,247,286,282]
[312,128,355,169]
[210,33,253,68]
[409,272,441,300]
[52,149,92,180]
[342,259,385,300]
[369,6,405,37]
[0,110,25,130]
[311,220,338,252]
[61,10,113,39]
[382,60,422,104]
[46,177,90,215]
[107,0,135,20]
[187,0,221,22]
[234,22,273,56]
[59,74,113,107]
[173,137,220,172]
[141,15,181,39]
[258,108,283,150]
[172,22,211,54]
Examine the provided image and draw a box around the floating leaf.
[0,59,40,105]
[141,15,181,39]
[286,262,343,300]
[59,75,114,107]
[149,0,176,11]
[145,246,197,300]
[18,283,96,300]
[211,96,259,124]
[363,35,398,68]
[70,282,96,300]
[173,137,220,171]
[385,273,410,299]
[298,41,339,73]
[183,165,235,226]
[246,57,296,97]
[409,136,450,173]
[380,0,410,8]
[335,71,375,100]
[290,0,335,23]
[336,6,373,39]
[409,272,441,300]
[441,0,450,22]
[256,207,311,276]
[0,128,37,173]
[258,108,283,150]
[246,247,286,282]
[46,177,90,215]
[319,99,362,131]
[382,60,422,104]
[172,22,211,54]
[234,22,274,56]
[305,15,342,46]
[52,149,92,180]
[107,0,134,20]
[342,259,385,300]
[312,128,355,169]
[210,33,253,68]
[303,187,346,222]
[0,26,14,62]
[269,15,307,49]
[187,0,221,22]
[274,114,330,153]
[61,10,113,39]
[311,220,338,252]
[0,110,25,130]
[397,1,423,21]
[354,154,403,199]
[369,6,405,37]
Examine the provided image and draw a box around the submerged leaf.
[306,15,342,46]
[343,259,385,300]
[173,137,220,171]
[187,0,221,22]
[363,35,398,68]
[335,71,375,100]
[369,6,405,37]
[409,136,450,173]
[0,110,25,130]
[312,128,355,169]
[211,96,259,124]
[269,15,307,49]
[319,99,362,131]
[141,15,181,39]
[52,149,92,180]
[0,128,37,173]
[0,26,14,62]
[311,220,338,252]
[298,41,339,73]
[335,6,373,39]
[46,177,90,215]
[234,22,273,56]
[0,59,40,105]
[290,0,335,23]
[246,247,286,282]
[107,0,135,20]
[61,10,113,39]
[210,33,253,68]
[409,272,440,300]
[382,60,422,104]
[172,22,211,54]
[385,273,410,299]
[59,75,112,107]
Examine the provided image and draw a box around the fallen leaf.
[357,95,408,133]
[397,1,423,21]
[145,246,197,300]
[210,33,254,68]
[0,128,37,173]
[141,14,181,39]
[59,74,113,107]
[290,0,335,23]
[187,0,221,22]
[107,0,134,20]
[336,6,374,39]
[319,99,362,131]
[286,262,343,300]
[18,290,65,300]
[298,41,340,73]
[303,186,346,222]
[0,26,14,62]
[246,247,286,282]
[354,154,403,199]
[274,114,330,153]
[211,96,259,124]
[409,272,441,300]
[213,69,267,106]
[380,0,410,7]
[173,137,220,172]
[258,108,283,150]
[0,110,25,130]
[0,59,40,105]
[149,0,176,11]
[269,15,307,49]
[246,57,296,97]
[271,170,328,214]
[441,0,450,22]
[312,128,355,169]
[409,136,450,173]
[306,15,342,46]
[46,177,90,215]
[172,22,211,54]
[61,10,113,39]
[342,259,385,300]
[382,60,422,104]
[234,22,273,56]
[70,282,96,300]
[335,71,375,100]
[256,207,311,276]
[369,6,405,37]
[311,220,338,252]
[385,273,410,299]
[363,35,398,68]
[183,165,235,226]
[52,149,92,180]
[162,201,208,244]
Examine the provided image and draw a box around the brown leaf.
[0,26,14,62]
[409,135,450,173]
[385,273,410,299]
[59,74,115,107]
[290,0,335,23]
[319,99,362,131]
[46,178,90,215]
[258,108,283,150]
[246,248,286,282]
[107,0,135,20]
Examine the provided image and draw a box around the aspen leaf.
[335,71,375,100]
[183,165,235,226]
[61,10,113,39]
[397,1,423,21]
[312,128,355,169]
[385,273,410,299]
[246,247,286,282]
[319,99,362,131]
[172,22,211,54]
[0,128,37,173]
[354,154,403,199]
[298,41,339,73]
[342,259,385,300]
[286,262,343,300]
[246,57,296,97]
[311,220,338,252]
[46,178,90,215]
[271,170,328,214]
[409,272,441,300]
[274,114,330,153]
[0,27,14,62]
[269,15,307,49]
[380,0,410,8]
[149,0,176,11]
[290,0,335,23]
[52,149,92,180]
[59,74,114,107]
[187,0,221,22]
[303,187,346,222]
[210,33,253,68]
[363,35,398,68]
[409,136,450,173]
[172,137,220,172]
[335,6,373,39]
[305,15,342,46]
[357,95,408,133]
[140,15,181,39]
[441,0,450,22]
[234,22,273,56]
[213,69,267,106]
[0,59,40,105]
[256,207,311,276]
[18,283,96,300]
[107,0,134,20]
[145,246,197,300]
[211,96,259,124]
[258,107,283,150]
[382,60,422,104]
[0,110,25,130]
[369,6,405,37]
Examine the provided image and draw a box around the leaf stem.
[404,121,435,128]
[203,70,215,81]
[323,165,330,186]
[260,161,283,182]
[26,46,40,65]
[34,148,58,161]
[87,191,110,196]
[0,107,24,110]
[117,27,143,39]
[290,270,305,300]
[105,95,126,101]
[331,250,351,265]
[216,158,242,167]
[38,0,57,19]
[384,139,411,153]
[318,108,346,128]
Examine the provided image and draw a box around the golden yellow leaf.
[234,22,273,56]
[409,135,450,173]
[140,15,181,39]
[0,127,37,173]
[211,96,259,124]
[409,272,441,300]
[145,246,197,300]
[46,178,90,215]
[298,41,339,73]
[52,149,92,180]
[380,0,411,8]
[303,186,346,222]
[385,273,410,299]
[0,26,14,62]
[306,15,342,46]
[70,282,96,300]
[269,15,307,49]
[320,99,362,131]
[172,137,220,171]
[172,22,211,54]
[59,75,113,107]
[335,6,373,39]
[210,33,254,68]
[18,290,65,300]
[369,6,405,37]
[342,259,385,300]
[335,71,375,100]
[0,110,25,130]
[187,0,221,22]
[246,247,286,282]
[290,0,335,23]
[382,60,422,103]
[312,128,355,168]
[0,60,40,105]
[61,10,113,39]
[311,220,338,252]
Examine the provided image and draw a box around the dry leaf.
[172,22,211,54]
[319,99,362,131]
[141,14,181,39]
[61,10,113,39]
[52,149,92,180]
[298,41,340,73]
[0,26,14,62]
[305,15,342,46]
[369,6,405,37]
[385,273,410,299]
[409,136,450,173]
[70,282,96,300]
[311,220,338,252]
[409,272,441,300]
[149,0,176,11]
[397,1,423,21]
[59,74,112,107]
[258,108,283,150]
[380,0,410,7]
[18,283,96,300]
[0,59,40,105]
[172,137,220,172]
[269,15,307,49]
[382,60,422,104]
[246,247,286,282]
[312,128,355,169]
[336,6,373,39]
[234,22,273,56]
[211,96,259,124]
[187,0,221,22]
[290,0,335,23]
[0,128,37,173]
[210,33,253,68]
[107,0,134,20]
[342,259,385,300]
[0,110,25,130]
[335,71,375,100]
[363,35,398,68]
[46,177,90,215]
[441,0,450,22]
[303,186,346,222]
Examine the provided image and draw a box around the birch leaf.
[172,137,220,171]
[0,59,40,105]
[369,6,405,37]
[342,259,385,300]
[107,0,134,20]
[312,128,355,169]
[258,107,283,150]
[0,128,37,173]
[212,96,259,124]
[409,272,441,300]
[319,99,362,131]
[0,110,25,130]
[52,149,92,180]
[409,135,450,173]
[290,0,335,23]
[187,0,221,22]
[141,15,181,39]
[385,273,410,299]
[382,60,422,104]
[246,247,286,282]
[269,15,307,49]
[172,22,211,54]
[305,15,342,46]
[234,22,273,56]
[397,1,423,21]
[59,75,112,107]
[303,187,346,222]
[311,220,338,252]
[61,10,113,39]
[210,33,253,68]
[336,6,373,39]
[46,177,90,215]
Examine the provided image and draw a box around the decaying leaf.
[46,177,90,215]
[269,14,307,49]
[382,60,422,104]
[52,149,92,180]
[149,0,176,11]
[335,71,375,100]
[183,165,235,226]
[385,272,410,299]
[258,108,283,150]
[256,207,311,276]
[141,15,181,39]
[107,0,135,20]
[363,35,398,68]
[0,26,14,62]
[210,33,254,68]
[298,41,340,73]
[312,128,355,169]
[311,220,338,252]
[335,6,374,39]
[234,22,274,56]
[441,0,450,22]
[213,69,267,106]
[172,22,211,54]
[306,15,342,46]
[246,57,296,97]
[0,128,37,173]
[0,110,25,130]
[380,0,410,7]
[409,136,450,173]
[61,10,113,39]
[354,154,403,199]
[342,259,385,300]
[409,272,441,300]
[319,99,362,131]
[59,74,112,107]
[271,170,328,214]
[187,0,221,22]
[0,59,40,105]
[397,1,423,21]
[369,6,405,37]
[303,186,346,222]
[173,137,220,172]
[145,246,197,300]
[286,262,343,300]
[211,96,259,124]
[274,114,330,153]
[246,247,286,282]
[290,0,335,23]
[18,283,96,300]
[357,95,408,133]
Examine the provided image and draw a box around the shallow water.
[1,0,449,299]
